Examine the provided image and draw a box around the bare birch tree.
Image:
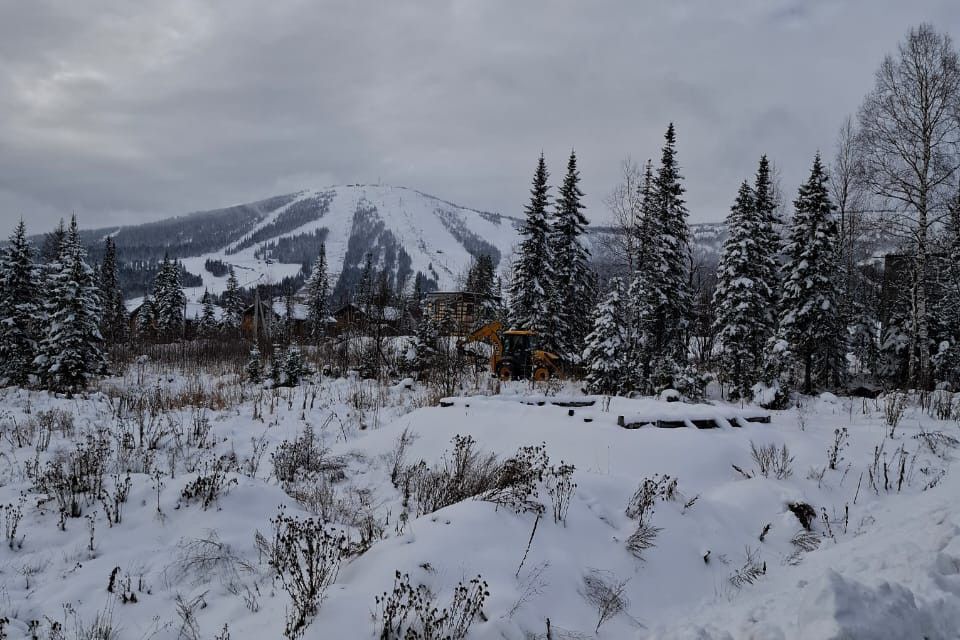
[602,156,645,274]
[857,23,960,389]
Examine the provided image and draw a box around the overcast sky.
[2,0,959,237]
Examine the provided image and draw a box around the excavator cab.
[499,330,536,380]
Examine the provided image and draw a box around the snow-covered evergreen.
[222,267,245,334]
[774,154,845,393]
[753,156,782,336]
[0,219,41,386]
[304,244,331,341]
[549,150,595,360]
[198,289,220,337]
[246,345,263,383]
[583,278,628,395]
[98,237,127,344]
[283,344,307,386]
[34,216,106,393]
[933,201,960,387]
[152,256,186,342]
[713,181,774,400]
[509,154,555,343]
[136,294,155,338]
[464,253,500,329]
[627,125,693,393]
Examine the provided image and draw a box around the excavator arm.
[457,321,504,373]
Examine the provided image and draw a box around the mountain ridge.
[57,184,728,302]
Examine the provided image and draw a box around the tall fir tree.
[549,150,595,360]
[304,244,331,340]
[464,253,499,328]
[509,154,554,341]
[625,160,658,391]
[40,219,67,265]
[583,278,629,395]
[774,154,845,393]
[628,125,693,392]
[152,255,185,342]
[136,294,155,338]
[221,266,244,334]
[933,193,960,386]
[0,220,41,386]
[652,123,692,360]
[198,289,220,337]
[753,155,781,337]
[712,181,772,400]
[35,215,106,393]
[99,237,126,344]
[356,253,375,310]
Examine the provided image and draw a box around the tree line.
[581,24,960,402]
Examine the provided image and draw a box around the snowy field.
[1,367,959,639]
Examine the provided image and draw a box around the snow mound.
[798,571,937,640]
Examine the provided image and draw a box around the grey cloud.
[1,0,959,237]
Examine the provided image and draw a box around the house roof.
[424,290,501,301]
[333,302,403,321]
[271,300,310,321]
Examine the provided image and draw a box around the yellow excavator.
[457,321,562,381]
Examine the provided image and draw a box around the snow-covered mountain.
[75,184,728,303]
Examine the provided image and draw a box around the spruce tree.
[246,346,263,384]
[99,237,126,344]
[583,278,628,395]
[775,154,845,393]
[464,253,498,328]
[35,216,106,393]
[933,198,960,386]
[152,256,185,342]
[198,289,219,337]
[222,267,244,334]
[625,161,658,392]
[413,306,441,379]
[0,220,40,386]
[550,150,594,360]
[753,156,781,337]
[712,181,772,400]
[627,125,693,392]
[136,294,155,338]
[652,123,692,360]
[304,244,330,340]
[41,219,67,265]
[509,154,554,341]
[283,345,306,386]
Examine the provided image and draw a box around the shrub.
[268,508,349,638]
[545,463,576,525]
[749,441,793,479]
[480,444,550,516]
[2,494,25,550]
[180,459,237,510]
[272,425,345,484]
[625,475,677,524]
[374,571,489,640]
[787,502,817,530]
[582,569,629,633]
[395,435,501,517]
[35,431,111,527]
[729,547,766,589]
[884,392,908,437]
[827,428,849,471]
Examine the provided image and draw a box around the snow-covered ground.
[1,368,958,639]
